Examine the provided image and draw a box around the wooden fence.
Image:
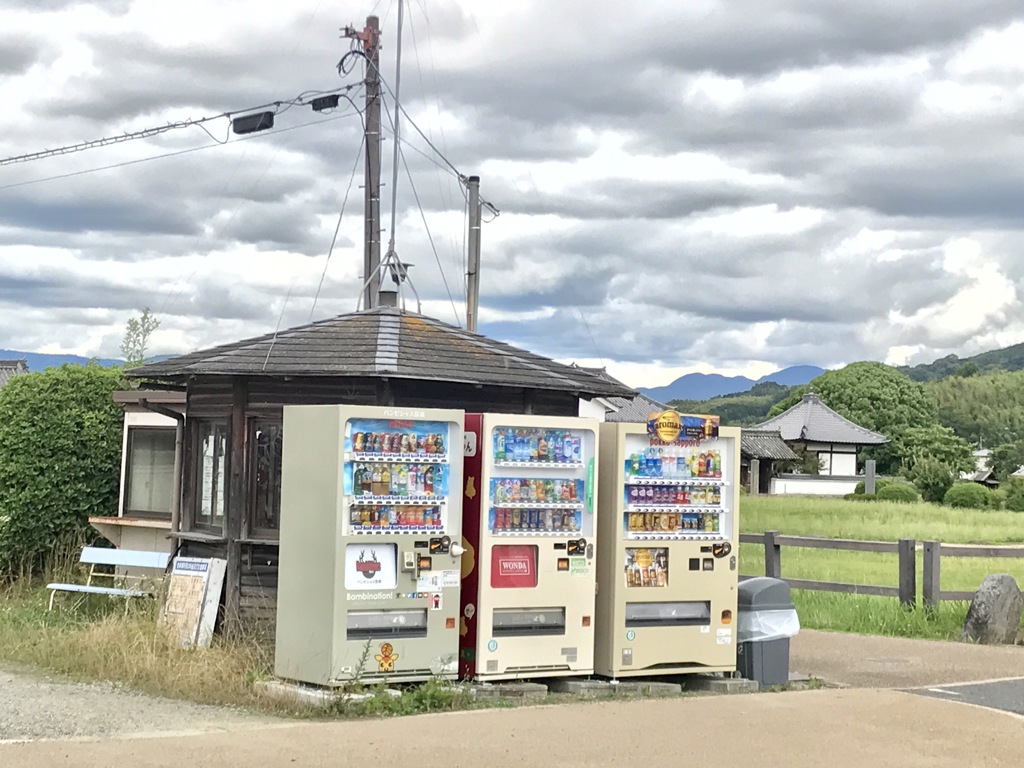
[740,531,1024,608]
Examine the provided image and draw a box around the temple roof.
[741,428,800,460]
[752,392,888,445]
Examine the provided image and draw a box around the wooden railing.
[740,531,1024,608]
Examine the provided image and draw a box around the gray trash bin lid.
[738,576,794,612]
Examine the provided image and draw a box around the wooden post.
[897,538,916,607]
[923,540,941,609]
[224,378,248,628]
[749,458,760,495]
[764,530,781,579]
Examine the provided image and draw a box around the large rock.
[961,574,1024,645]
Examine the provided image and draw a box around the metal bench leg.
[48,589,57,611]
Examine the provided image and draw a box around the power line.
[398,134,461,327]
[0,109,361,192]
[311,133,366,320]
[0,85,361,168]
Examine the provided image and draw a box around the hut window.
[249,419,282,536]
[194,420,228,531]
[123,427,175,518]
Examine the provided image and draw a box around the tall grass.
[741,495,1024,544]
[740,495,1024,640]
[0,585,292,712]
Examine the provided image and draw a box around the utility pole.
[344,16,382,310]
[466,175,482,332]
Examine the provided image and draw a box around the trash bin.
[736,577,799,687]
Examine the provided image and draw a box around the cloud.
[2,0,1024,389]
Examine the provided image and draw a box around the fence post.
[764,530,781,579]
[923,540,941,609]
[897,538,916,607]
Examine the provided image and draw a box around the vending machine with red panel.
[460,413,600,681]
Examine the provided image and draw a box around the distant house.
[741,428,798,494]
[751,392,887,496]
[961,449,1000,488]
[0,359,27,391]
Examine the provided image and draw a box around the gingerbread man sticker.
[375,642,399,673]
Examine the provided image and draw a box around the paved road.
[791,629,1024,688]
[2,688,1024,768]
[4,629,1024,767]
[910,679,1024,717]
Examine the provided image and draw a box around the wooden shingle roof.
[741,428,799,460]
[753,392,887,445]
[126,308,635,399]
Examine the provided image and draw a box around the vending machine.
[594,411,740,678]
[275,405,466,686]
[459,414,600,681]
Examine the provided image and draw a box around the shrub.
[942,483,990,509]
[909,457,954,503]
[844,492,876,502]
[1007,491,1024,513]
[876,484,920,503]
[0,363,128,577]
[854,478,892,495]
[989,488,1008,510]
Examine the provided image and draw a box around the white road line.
[926,688,961,696]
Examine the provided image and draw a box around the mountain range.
[0,349,123,371]
[637,365,825,402]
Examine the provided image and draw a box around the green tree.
[121,308,160,369]
[907,457,955,503]
[0,363,128,576]
[768,362,938,473]
[988,441,1024,482]
[896,424,975,476]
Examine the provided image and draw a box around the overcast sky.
[2,0,1023,387]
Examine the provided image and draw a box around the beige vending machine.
[275,405,465,686]
[595,411,740,678]
[459,414,600,680]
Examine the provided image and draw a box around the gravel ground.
[0,665,273,743]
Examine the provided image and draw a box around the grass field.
[739,495,1024,640]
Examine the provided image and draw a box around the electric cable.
[0,109,361,192]
[0,84,361,167]
[398,135,461,327]
[310,132,366,320]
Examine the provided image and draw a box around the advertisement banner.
[344,543,398,591]
[490,544,539,589]
[625,547,669,588]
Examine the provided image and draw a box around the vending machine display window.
[342,418,451,535]
[621,435,729,541]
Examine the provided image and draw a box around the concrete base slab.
[255,680,402,708]
[681,675,759,694]
[547,678,682,697]
[471,682,548,699]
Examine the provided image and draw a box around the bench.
[46,546,170,611]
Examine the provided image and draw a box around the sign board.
[344,543,398,591]
[160,557,227,649]
[490,544,539,589]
